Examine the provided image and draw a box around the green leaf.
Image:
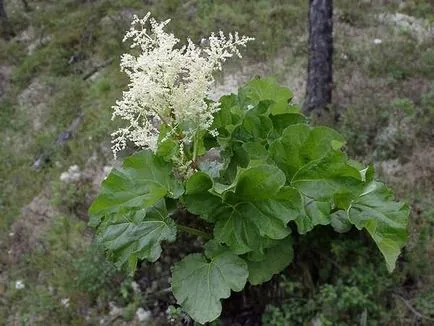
[270,113,307,137]
[270,125,363,229]
[347,181,409,272]
[89,150,183,226]
[268,124,364,233]
[235,164,286,201]
[231,102,273,143]
[246,237,280,261]
[183,172,222,222]
[246,236,294,285]
[295,195,331,234]
[292,151,363,202]
[214,184,301,254]
[156,124,180,161]
[184,164,300,254]
[156,139,179,161]
[238,77,293,114]
[242,142,268,161]
[269,124,346,181]
[171,244,248,324]
[185,171,213,194]
[98,200,177,274]
[359,164,375,183]
[330,210,352,233]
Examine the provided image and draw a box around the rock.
[27,35,51,55]
[99,9,137,31]
[14,25,36,45]
[108,302,122,316]
[378,12,433,42]
[9,152,116,262]
[209,50,306,103]
[136,307,152,322]
[377,146,434,192]
[60,165,82,183]
[9,190,58,264]
[0,65,12,100]
[131,281,140,293]
[17,79,53,132]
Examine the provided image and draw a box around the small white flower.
[15,280,25,290]
[9,232,14,237]
[373,38,383,44]
[61,298,70,308]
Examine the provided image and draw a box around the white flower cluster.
[111,13,253,158]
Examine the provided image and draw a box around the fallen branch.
[33,113,84,169]
[393,293,434,322]
[56,112,84,145]
[82,58,114,80]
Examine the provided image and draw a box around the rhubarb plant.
[89,13,408,324]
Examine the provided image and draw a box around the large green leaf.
[184,164,301,255]
[213,165,301,254]
[291,151,363,202]
[89,150,183,226]
[238,77,293,114]
[182,172,222,222]
[235,164,285,200]
[246,236,294,285]
[347,181,409,272]
[269,124,346,181]
[231,101,273,144]
[330,210,352,233]
[171,241,248,324]
[270,113,307,136]
[215,82,297,181]
[98,200,177,273]
[212,94,244,130]
[213,197,292,254]
[295,195,331,234]
[269,124,363,232]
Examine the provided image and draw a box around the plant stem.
[192,131,199,162]
[177,224,211,240]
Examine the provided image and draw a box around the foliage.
[2,215,127,325]
[90,78,409,324]
[262,236,401,325]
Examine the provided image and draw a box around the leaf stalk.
[177,224,212,240]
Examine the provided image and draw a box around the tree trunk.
[0,0,7,19]
[22,0,30,12]
[0,0,14,39]
[303,0,333,115]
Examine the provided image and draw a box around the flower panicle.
[111,12,254,159]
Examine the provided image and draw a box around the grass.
[0,0,433,324]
